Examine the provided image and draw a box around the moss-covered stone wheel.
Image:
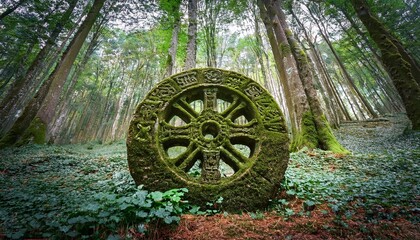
[127,68,289,211]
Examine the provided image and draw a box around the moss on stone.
[128,128,289,211]
[127,68,290,211]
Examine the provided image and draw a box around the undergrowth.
[0,142,192,239]
[274,131,420,224]
[0,129,419,239]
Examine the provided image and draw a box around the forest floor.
[0,114,419,239]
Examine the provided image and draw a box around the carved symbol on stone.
[204,88,218,111]
[253,93,285,132]
[134,123,152,142]
[127,68,289,211]
[173,71,198,88]
[201,150,221,182]
[149,82,177,101]
[138,100,162,121]
[204,69,223,83]
[225,76,246,89]
[244,83,264,99]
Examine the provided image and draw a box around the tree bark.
[257,0,298,136]
[165,1,181,76]
[290,8,349,124]
[184,0,198,70]
[202,0,218,67]
[0,0,78,137]
[350,0,420,129]
[0,0,106,147]
[268,0,348,153]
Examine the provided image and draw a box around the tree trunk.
[306,5,378,119]
[268,0,348,153]
[184,0,198,70]
[290,9,349,124]
[165,2,181,76]
[0,0,78,137]
[49,25,103,142]
[0,0,106,147]
[257,0,298,136]
[350,0,420,129]
[202,0,218,67]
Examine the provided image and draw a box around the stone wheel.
[127,68,289,211]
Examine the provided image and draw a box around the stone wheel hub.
[127,68,289,211]
[192,109,230,149]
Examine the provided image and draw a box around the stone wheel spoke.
[222,98,247,121]
[178,147,201,172]
[172,99,198,124]
[171,142,196,166]
[229,119,258,139]
[173,97,199,123]
[201,149,221,182]
[159,122,191,145]
[203,88,218,111]
[220,145,245,172]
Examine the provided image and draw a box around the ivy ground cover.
[0,116,419,239]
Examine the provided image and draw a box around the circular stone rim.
[127,68,289,211]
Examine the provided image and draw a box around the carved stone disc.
[127,68,289,211]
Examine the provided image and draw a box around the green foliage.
[249,211,265,220]
[275,131,420,222]
[1,122,419,238]
[204,196,225,215]
[159,0,182,21]
[0,143,190,239]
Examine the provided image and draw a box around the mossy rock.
[127,68,289,211]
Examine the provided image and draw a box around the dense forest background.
[0,0,418,149]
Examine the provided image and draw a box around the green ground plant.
[274,130,420,223]
[0,123,419,238]
[0,142,190,239]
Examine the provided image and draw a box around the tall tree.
[184,0,198,70]
[260,0,348,153]
[257,0,303,139]
[305,3,378,119]
[0,0,79,137]
[163,0,182,76]
[0,0,107,147]
[349,0,420,129]
[290,8,351,123]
